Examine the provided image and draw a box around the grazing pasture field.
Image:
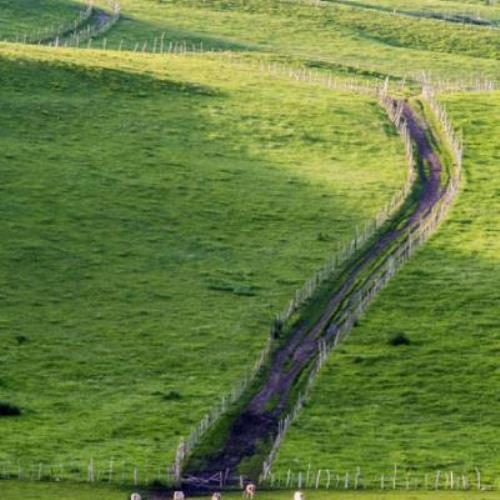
[0,44,407,470]
[325,0,500,24]
[271,92,500,483]
[0,0,84,41]
[1,480,499,500]
[86,0,500,80]
[1,0,499,494]
[0,480,127,499]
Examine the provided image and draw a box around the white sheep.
[294,491,305,500]
[211,493,222,500]
[173,491,185,500]
[243,483,256,498]
[130,494,141,500]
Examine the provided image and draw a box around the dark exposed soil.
[172,100,445,493]
[93,10,112,30]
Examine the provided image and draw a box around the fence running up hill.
[172,89,418,482]
[261,87,464,484]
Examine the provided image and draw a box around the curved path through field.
[170,100,447,494]
[40,2,118,47]
[296,0,499,28]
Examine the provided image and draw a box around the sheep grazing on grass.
[243,483,256,498]
[294,492,305,500]
[173,491,185,500]
[211,493,222,500]
[130,494,141,500]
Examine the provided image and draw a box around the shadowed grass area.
[0,0,85,40]
[271,92,500,484]
[0,44,406,471]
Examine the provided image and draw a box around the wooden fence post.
[315,469,321,489]
[88,458,94,483]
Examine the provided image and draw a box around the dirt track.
[174,101,445,491]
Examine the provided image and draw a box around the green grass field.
[271,92,500,484]
[84,0,500,81]
[0,43,407,472]
[0,0,499,495]
[1,480,499,500]
[325,0,500,24]
[0,0,85,41]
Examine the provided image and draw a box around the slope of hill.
[272,91,500,486]
[0,0,498,494]
[0,0,86,41]
[87,0,500,81]
[0,43,407,474]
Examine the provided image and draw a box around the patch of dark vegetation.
[0,402,21,417]
[388,332,411,346]
[162,390,183,401]
[353,355,384,365]
[16,335,28,345]
[317,232,331,242]
[206,280,259,297]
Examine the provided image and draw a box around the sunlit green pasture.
[0,43,407,471]
[272,92,500,484]
[85,0,500,81]
[325,0,500,24]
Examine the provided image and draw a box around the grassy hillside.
[327,0,500,24]
[0,0,85,41]
[272,92,500,485]
[1,0,499,494]
[85,0,500,80]
[0,44,407,472]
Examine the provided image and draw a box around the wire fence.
[0,459,175,487]
[1,460,497,491]
[261,466,499,491]
[261,86,463,480]
[3,13,498,97]
[47,1,120,48]
[173,85,418,481]
[0,6,493,488]
[6,0,94,45]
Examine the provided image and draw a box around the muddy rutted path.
[39,2,120,47]
[178,100,446,490]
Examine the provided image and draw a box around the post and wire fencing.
[261,87,463,483]
[6,0,94,45]
[1,459,497,491]
[172,85,420,482]
[2,20,492,489]
[260,465,498,491]
[0,458,175,488]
